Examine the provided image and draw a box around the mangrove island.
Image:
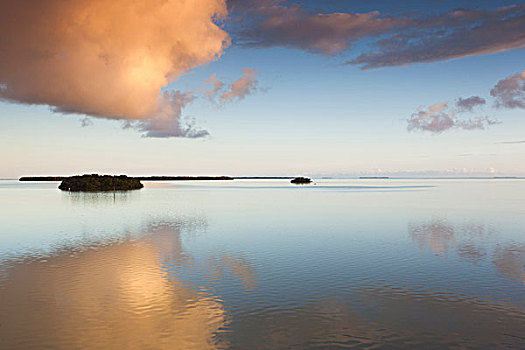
[58,174,144,192]
[291,177,312,184]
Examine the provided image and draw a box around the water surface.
[0,179,524,349]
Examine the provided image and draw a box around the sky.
[0,0,524,178]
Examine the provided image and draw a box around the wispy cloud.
[220,68,259,102]
[204,68,259,104]
[203,74,225,103]
[495,140,525,144]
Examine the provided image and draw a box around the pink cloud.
[203,74,226,103]
[204,68,260,105]
[220,68,259,102]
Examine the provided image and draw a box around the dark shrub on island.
[291,177,312,184]
[58,174,143,192]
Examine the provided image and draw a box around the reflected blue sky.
[0,179,524,348]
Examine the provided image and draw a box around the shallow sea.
[0,179,524,349]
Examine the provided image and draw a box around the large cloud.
[0,0,230,137]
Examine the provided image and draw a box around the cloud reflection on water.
[409,218,525,285]
[409,219,456,255]
[493,244,525,285]
[0,221,239,350]
[0,206,523,349]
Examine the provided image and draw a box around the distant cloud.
[204,68,259,104]
[455,153,498,157]
[456,96,486,112]
[408,67,525,134]
[495,140,525,144]
[407,102,498,134]
[490,70,525,109]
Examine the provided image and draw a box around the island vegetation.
[58,174,143,192]
[291,177,312,184]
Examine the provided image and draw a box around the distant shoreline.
[14,176,525,182]
[19,176,236,182]
[18,175,295,182]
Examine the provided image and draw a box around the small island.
[58,174,143,192]
[291,177,312,184]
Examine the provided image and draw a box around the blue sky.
[0,0,524,177]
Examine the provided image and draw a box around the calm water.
[0,179,524,349]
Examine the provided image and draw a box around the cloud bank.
[351,6,525,69]
[231,2,525,68]
[231,0,404,54]
[0,0,230,137]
